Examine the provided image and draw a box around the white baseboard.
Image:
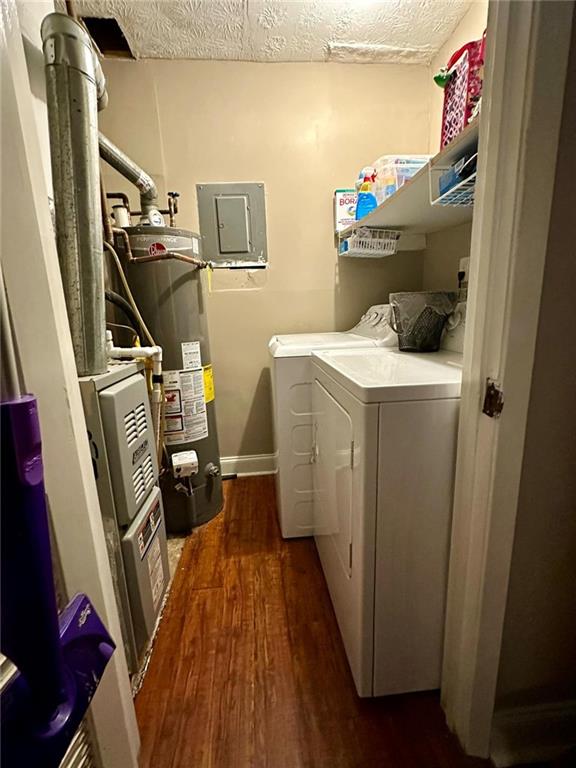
[490,699,576,767]
[221,453,277,477]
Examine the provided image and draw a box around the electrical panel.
[196,182,268,268]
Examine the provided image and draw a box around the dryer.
[311,348,462,697]
[269,306,396,539]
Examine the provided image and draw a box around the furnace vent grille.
[132,453,155,507]
[124,402,148,446]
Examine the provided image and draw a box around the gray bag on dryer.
[389,291,458,352]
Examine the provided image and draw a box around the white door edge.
[441,0,575,757]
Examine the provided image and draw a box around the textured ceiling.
[60,1,472,63]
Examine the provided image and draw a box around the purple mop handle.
[1,395,65,719]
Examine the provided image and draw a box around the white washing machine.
[269,306,396,539]
[311,347,462,697]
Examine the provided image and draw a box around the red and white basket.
[440,32,486,148]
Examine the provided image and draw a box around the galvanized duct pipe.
[98,133,160,223]
[42,13,107,376]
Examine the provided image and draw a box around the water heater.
[116,226,223,532]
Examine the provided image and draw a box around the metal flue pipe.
[98,133,161,223]
[42,13,108,376]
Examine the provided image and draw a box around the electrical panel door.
[196,182,268,268]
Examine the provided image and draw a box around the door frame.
[1,1,140,764]
[441,0,575,757]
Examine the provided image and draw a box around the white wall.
[99,59,428,458]
[97,2,489,460]
[421,221,472,291]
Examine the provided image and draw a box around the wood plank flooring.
[134,477,551,767]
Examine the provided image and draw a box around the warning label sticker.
[181,340,201,371]
[163,369,209,445]
[203,365,215,403]
[164,414,184,434]
[164,388,182,414]
[147,536,164,610]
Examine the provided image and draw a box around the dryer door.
[312,379,353,578]
[311,370,379,697]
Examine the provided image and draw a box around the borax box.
[334,189,357,233]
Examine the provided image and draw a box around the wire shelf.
[432,172,476,207]
[341,228,401,258]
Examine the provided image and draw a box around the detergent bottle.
[355,166,378,220]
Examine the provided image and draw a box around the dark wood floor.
[135,477,557,768]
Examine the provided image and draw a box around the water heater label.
[181,340,201,371]
[164,369,209,445]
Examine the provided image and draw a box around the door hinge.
[350,440,355,469]
[482,378,504,418]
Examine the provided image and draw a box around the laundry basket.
[389,292,459,352]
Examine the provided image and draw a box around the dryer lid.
[311,348,463,403]
[268,332,380,358]
[268,305,396,358]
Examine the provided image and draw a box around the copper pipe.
[111,227,133,261]
[106,192,131,215]
[167,192,179,227]
[100,176,114,245]
[130,251,208,269]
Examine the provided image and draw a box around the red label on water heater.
[148,242,167,257]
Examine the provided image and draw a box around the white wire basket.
[432,172,476,207]
[342,228,401,258]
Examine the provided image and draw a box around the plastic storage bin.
[373,155,431,204]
